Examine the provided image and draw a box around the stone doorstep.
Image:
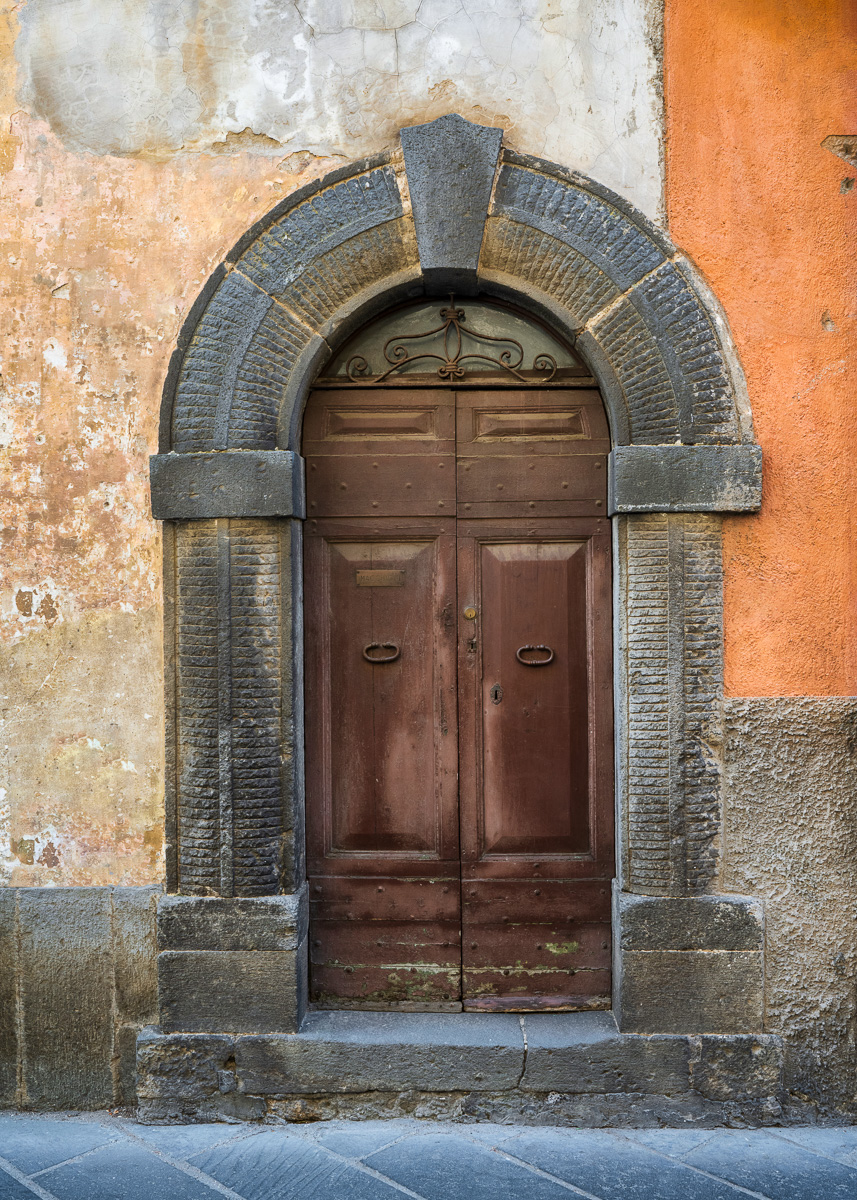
[136,1010,785,1123]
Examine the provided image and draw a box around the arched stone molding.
[156,124,756,458]
[149,116,765,1040]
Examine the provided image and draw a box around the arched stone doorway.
[148,115,765,1050]
[302,296,614,1012]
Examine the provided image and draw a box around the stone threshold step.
[137,1010,783,1122]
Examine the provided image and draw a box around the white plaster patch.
[15,0,665,219]
[42,338,68,369]
[0,792,13,878]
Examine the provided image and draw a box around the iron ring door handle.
[363,642,401,664]
[516,644,555,666]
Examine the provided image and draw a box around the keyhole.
[490,684,503,705]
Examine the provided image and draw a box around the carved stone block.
[401,113,503,294]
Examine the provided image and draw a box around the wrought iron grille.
[344,297,559,384]
[317,296,590,387]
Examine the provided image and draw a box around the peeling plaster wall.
[14,0,665,219]
[0,1,664,889]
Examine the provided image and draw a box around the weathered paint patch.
[0,609,166,886]
[14,0,666,219]
[544,941,581,956]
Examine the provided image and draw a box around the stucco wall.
[664,0,857,697]
[0,0,665,889]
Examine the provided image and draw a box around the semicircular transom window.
[318,296,591,386]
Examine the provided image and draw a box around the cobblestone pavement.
[0,1115,855,1199]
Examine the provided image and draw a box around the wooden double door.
[304,385,614,1011]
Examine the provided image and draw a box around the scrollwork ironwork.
[345,297,557,384]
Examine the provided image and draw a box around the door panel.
[478,539,590,856]
[455,388,610,518]
[303,387,455,519]
[305,518,460,1009]
[457,518,613,1011]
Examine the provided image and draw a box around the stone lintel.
[150,450,305,520]
[401,114,503,296]
[609,445,762,513]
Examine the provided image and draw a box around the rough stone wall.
[0,0,664,889]
[0,885,159,1109]
[723,698,857,1111]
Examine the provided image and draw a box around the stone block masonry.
[156,893,308,1035]
[0,887,160,1110]
[136,1011,791,1127]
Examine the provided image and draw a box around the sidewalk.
[0,1114,855,1199]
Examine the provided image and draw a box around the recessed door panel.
[320,536,449,855]
[457,518,613,1011]
[478,540,590,856]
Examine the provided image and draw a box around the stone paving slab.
[0,1113,855,1200]
[519,1127,756,1198]
[682,1129,857,1200]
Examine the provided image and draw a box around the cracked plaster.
[14,0,665,220]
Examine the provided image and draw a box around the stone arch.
[158,134,755,459]
[149,117,765,1039]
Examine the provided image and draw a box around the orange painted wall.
[665,0,857,696]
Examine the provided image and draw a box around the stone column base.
[613,887,765,1034]
[156,890,308,1035]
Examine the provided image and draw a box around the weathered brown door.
[304,382,613,1011]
